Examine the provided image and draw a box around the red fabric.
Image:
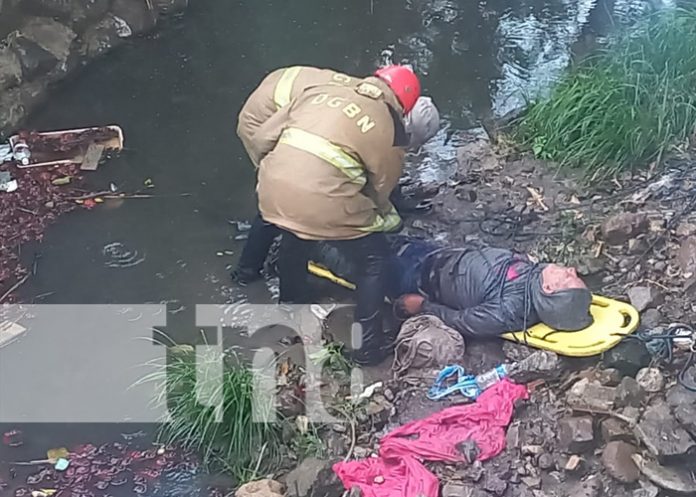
[334,379,528,497]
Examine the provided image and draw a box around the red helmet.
[374,65,421,114]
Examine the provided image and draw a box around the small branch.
[0,274,30,304]
[67,191,111,200]
[67,192,192,201]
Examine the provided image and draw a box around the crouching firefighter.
[232,65,439,285]
[243,64,422,365]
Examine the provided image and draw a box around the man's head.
[404,96,440,150]
[531,264,593,331]
[374,65,421,114]
[541,264,586,293]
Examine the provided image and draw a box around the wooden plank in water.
[80,143,105,171]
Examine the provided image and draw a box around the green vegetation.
[139,345,282,483]
[516,8,696,181]
[309,341,353,374]
[292,428,326,459]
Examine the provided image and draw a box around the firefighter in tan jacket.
[237,66,357,166]
[242,64,422,365]
[232,66,440,291]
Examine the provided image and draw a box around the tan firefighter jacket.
[237,66,356,166]
[246,76,406,240]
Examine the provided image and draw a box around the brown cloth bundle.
[392,315,466,379]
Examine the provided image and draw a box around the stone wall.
[0,0,189,135]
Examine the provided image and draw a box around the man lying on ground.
[312,236,594,339]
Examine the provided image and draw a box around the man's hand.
[395,294,425,318]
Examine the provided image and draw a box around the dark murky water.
[15,0,676,313]
[1,0,680,494]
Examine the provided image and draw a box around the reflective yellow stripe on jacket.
[273,67,302,109]
[360,204,402,233]
[279,128,367,185]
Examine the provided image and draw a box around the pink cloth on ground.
[334,379,528,497]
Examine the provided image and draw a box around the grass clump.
[516,8,696,181]
[141,345,282,483]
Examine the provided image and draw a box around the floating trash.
[12,440,210,497]
[3,429,23,447]
[102,242,146,268]
[228,220,252,232]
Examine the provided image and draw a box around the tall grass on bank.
[516,8,696,181]
[139,345,282,483]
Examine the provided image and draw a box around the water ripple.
[102,242,146,268]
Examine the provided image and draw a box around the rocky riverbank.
[0,0,189,136]
[239,129,696,497]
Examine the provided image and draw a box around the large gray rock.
[635,401,696,462]
[81,14,133,59]
[285,458,331,497]
[627,286,663,312]
[678,236,696,274]
[558,416,594,453]
[0,79,47,134]
[601,212,648,245]
[18,18,76,68]
[614,377,645,408]
[601,417,631,443]
[632,454,696,494]
[112,0,157,35]
[640,308,662,329]
[9,36,57,81]
[0,48,23,91]
[483,474,508,496]
[22,0,110,31]
[456,128,498,172]
[508,351,563,384]
[602,340,651,377]
[602,441,640,483]
[567,378,616,413]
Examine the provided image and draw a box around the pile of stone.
[0,0,190,134]
[555,358,696,497]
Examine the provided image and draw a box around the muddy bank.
[0,0,189,136]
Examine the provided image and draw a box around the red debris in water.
[2,429,24,447]
[17,440,210,497]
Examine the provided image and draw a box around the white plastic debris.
[0,179,18,193]
[352,381,383,402]
[0,144,13,163]
[310,303,335,321]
